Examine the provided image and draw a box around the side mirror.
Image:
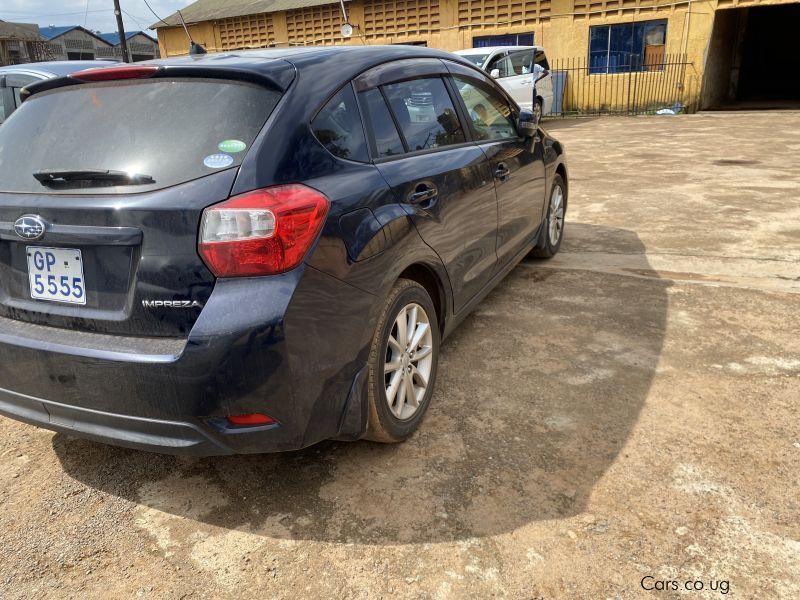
[517,108,538,138]
[490,68,500,79]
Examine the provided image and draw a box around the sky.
[0,1,195,37]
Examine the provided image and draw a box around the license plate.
[27,246,86,305]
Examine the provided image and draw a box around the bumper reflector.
[226,413,276,427]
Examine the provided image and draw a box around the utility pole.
[113,0,131,63]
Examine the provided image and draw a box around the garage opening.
[701,3,800,109]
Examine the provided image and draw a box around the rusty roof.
[0,20,42,41]
[152,0,349,28]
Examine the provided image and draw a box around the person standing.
[531,59,550,120]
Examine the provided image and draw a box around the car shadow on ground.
[53,223,668,544]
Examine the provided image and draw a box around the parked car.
[0,46,567,455]
[454,46,553,120]
[0,60,118,124]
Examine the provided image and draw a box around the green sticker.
[218,139,247,153]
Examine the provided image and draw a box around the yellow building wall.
[155,0,796,112]
[157,22,221,56]
[539,2,713,112]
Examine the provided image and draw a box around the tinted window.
[0,78,280,194]
[589,19,667,73]
[453,77,517,141]
[359,88,404,158]
[490,50,534,78]
[382,78,465,152]
[311,84,368,162]
[473,33,534,47]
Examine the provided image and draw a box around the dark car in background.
[0,46,567,455]
[0,60,118,124]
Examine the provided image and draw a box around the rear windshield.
[0,78,280,194]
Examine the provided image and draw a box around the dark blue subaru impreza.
[0,46,567,455]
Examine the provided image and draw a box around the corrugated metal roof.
[152,0,348,28]
[98,31,157,45]
[0,20,41,41]
[40,25,113,45]
[39,25,79,41]
[98,32,121,45]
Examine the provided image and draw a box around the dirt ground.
[1,112,798,599]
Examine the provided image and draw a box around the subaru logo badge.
[14,215,47,241]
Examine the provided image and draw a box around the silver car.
[0,61,118,124]
[454,46,553,120]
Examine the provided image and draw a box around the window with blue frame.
[473,33,534,48]
[588,20,667,74]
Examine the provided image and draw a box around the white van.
[453,46,553,120]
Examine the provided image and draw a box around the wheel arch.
[555,161,568,203]
[397,263,447,336]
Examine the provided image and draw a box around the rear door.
[447,64,547,265]
[355,60,499,314]
[489,49,536,110]
[0,72,286,337]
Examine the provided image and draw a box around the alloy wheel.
[383,303,434,420]
[548,184,565,245]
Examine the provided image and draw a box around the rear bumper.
[0,385,234,455]
[0,265,375,455]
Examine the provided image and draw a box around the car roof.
[130,45,477,87]
[0,60,120,79]
[454,46,543,54]
[146,45,459,69]
[24,46,495,108]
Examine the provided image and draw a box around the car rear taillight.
[70,65,160,81]
[198,184,330,277]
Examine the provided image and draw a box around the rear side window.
[0,78,280,194]
[311,84,368,162]
[359,88,404,158]
[382,78,465,152]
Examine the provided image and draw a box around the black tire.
[531,173,567,258]
[534,98,544,122]
[366,279,440,443]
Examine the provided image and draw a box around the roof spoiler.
[21,63,295,101]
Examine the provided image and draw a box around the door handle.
[408,184,438,206]
[494,163,510,181]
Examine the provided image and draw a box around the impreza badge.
[142,300,203,309]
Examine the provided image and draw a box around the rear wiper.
[33,169,154,185]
